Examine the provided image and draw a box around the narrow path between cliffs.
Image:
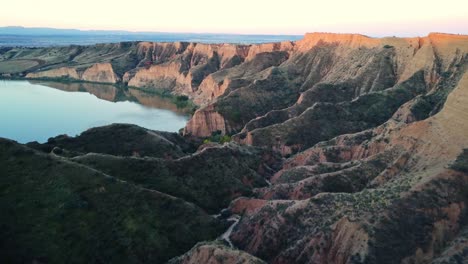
[220,215,241,248]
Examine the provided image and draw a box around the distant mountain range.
[0,26,302,47]
[0,26,138,35]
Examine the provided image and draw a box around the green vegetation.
[174,95,191,109]
[0,60,39,73]
[277,71,427,151]
[451,149,468,173]
[203,131,232,144]
[0,139,223,264]
[215,71,299,128]
[74,143,265,213]
[28,124,195,158]
[26,75,83,83]
[410,97,435,120]
[411,63,468,121]
[27,125,264,213]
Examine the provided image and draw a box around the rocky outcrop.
[168,242,266,264]
[184,105,229,137]
[81,63,120,83]
[127,42,251,94]
[246,41,294,61]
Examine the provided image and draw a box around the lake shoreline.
[0,80,191,143]
[0,76,198,114]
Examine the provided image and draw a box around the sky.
[1,0,467,36]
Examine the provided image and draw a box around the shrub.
[451,149,468,173]
[176,95,189,101]
[203,131,232,144]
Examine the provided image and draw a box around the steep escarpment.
[127,42,253,94]
[184,33,467,138]
[81,63,120,83]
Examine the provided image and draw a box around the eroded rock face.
[126,42,252,94]
[184,105,229,137]
[222,71,468,264]
[81,63,120,83]
[168,242,266,264]
[127,60,189,91]
[183,33,468,138]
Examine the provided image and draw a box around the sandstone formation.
[81,63,120,83]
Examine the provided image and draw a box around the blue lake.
[0,80,190,143]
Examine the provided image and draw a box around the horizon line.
[1,25,468,39]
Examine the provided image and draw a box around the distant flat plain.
[0,33,302,47]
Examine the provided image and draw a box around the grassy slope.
[0,139,223,264]
[73,144,267,213]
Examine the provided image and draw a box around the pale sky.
[1,0,467,36]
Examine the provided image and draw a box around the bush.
[173,95,191,109]
[176,95,189,101]
[451,149,468,173]
[203,131,232,144]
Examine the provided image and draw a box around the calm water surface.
[0,80,189,143]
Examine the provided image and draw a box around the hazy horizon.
[0,26,302,36]
[1,0,467,37]
[1,25,468,38]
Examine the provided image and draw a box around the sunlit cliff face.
[1,0,467,35]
